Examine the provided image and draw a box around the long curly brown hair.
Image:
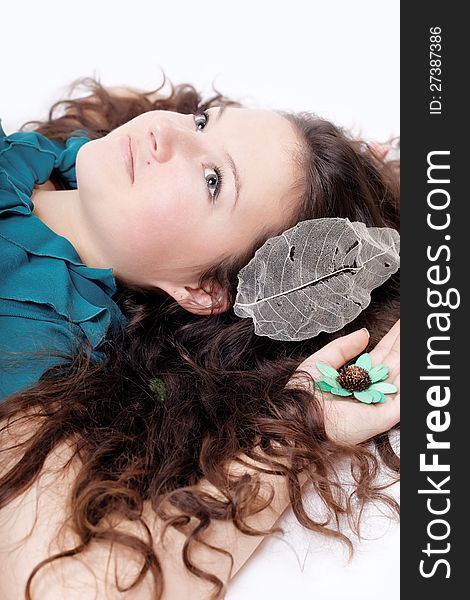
[0,74,400,599]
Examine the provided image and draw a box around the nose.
[149,115,198,163]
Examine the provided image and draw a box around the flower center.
[336,365,372,392]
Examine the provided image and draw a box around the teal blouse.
[0,120,128,400]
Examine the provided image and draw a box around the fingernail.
[361,328,370,338]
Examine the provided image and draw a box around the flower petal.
[317,376,338,388]
[354,353,372,371]
[330,387,353,397]
[369,365,389,382]
[316,380,334,392]
[368,389,384,403]
[353,390,374,404]
[370,382,398,394]
[316,362,339,378]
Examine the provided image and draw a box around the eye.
[204,167,224,206]
[194,110,209,131]
[194,110,225,206]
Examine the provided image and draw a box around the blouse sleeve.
[0,308,95,400]
[0,121,126,402]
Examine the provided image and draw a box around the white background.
[3,1,400,598]
[227,431,400,600]
[3,0,399,141]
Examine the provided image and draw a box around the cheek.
[77,142,228,266]
[120,187,203,263]
[139,171,207,236]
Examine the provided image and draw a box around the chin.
[76,143,108,193]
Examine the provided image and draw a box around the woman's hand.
[291,320,400,445]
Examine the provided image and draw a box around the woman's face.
[75,106,302,312]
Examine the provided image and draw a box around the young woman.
[0,76,400,599]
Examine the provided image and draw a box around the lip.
[121,135,134,183]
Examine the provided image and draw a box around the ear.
[160,283,232,316]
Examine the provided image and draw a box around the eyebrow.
[213,106,241,211]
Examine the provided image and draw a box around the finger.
[370,142,391,159]
[374,383,400,432]
[384,330,400,381]
[297,328,370,379]
[370,319,400,365]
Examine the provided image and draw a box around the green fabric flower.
[149,377,166,402]
[315,352,397,404]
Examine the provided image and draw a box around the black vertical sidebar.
[401,2,467,597]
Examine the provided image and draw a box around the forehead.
[215,106,302,218]
[216,106,299,162]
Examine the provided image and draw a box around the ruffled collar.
[0,119,128,345]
